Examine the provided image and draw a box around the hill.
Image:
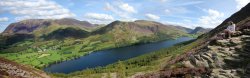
[2,18,98,35]
[92,20,187,47]
[173,26,193,33]
[189,27,212,34]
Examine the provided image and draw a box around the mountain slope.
[189,27,212,34]
[174,26,193,33]
[0,57,50,78]
[137,2,250,78]
[2,18,97,36]
[92,20,187,47]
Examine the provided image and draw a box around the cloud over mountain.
[0,0,75,21]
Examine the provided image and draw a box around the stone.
[216,40,230,46]
[222,48,230,52]
[182,61,195,68]
[229,47,235,51]
[200,54,213,63]
[229,37,242,45]
[194,55,201,61]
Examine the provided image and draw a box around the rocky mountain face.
[189,27,212,34]
[180,29,250,77]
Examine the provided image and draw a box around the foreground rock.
[0,58,50,78]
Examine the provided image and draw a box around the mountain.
[189,27,212,34]
[92,20,187,46]
[2,18,98,36]
[173,26,193,33]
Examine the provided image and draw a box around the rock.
[204,52,212,58]
[182,61,195,68]
[222,48,230,51]
[232,31,242,37]
[200,54,213,63]
[194,55,201,61]
[229,47,235,51]
[189,55,196,66]
[243,29,250,35]
[229,37,242,45]
[216,40,230,46]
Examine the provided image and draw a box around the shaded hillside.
[189,27,212,34]
[42,27,89,40]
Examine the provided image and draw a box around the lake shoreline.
[43,37,194,74]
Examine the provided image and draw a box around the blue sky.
[0,0,250,32]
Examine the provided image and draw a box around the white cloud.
[84,13,114,21]
[235,0,250,10]
[145,13,160,20]
[118,3,137,13]
[84,13,114,24]
[175,1,204,6]
[161,20,197,29]
[198,9,224,28]
[164,7,190,15]
[104,2,137,21]
[0,17,8,22]
[0,0,75,21]
[151,0,168,2]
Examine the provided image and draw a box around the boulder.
[200,54,212,63]
[216,40,230,47]
[229,37,242,45]
[182,61,195,68]
[194,55,201,61]
[232,31,242,37]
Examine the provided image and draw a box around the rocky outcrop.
[136,30,250,78]
[0,58,50,78]
[177,30,250,78]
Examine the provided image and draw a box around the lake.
[43,37,193,74]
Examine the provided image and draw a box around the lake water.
[43,37,193,74]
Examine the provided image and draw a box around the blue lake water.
[43,37,193,74]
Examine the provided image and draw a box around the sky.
[0,0,250,33]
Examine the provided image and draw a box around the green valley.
[0,19,191,69]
